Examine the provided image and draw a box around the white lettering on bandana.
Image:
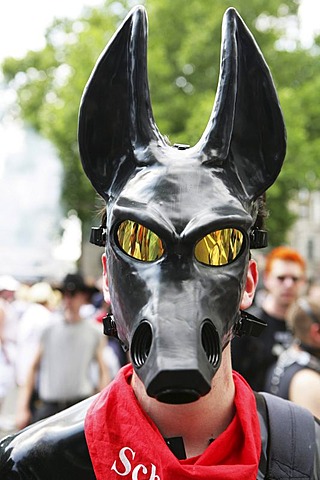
[111,447,160,479]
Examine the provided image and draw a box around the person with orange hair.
[232,246,306,391]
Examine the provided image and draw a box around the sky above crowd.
[0,0,320,63]
[0,0,102,61]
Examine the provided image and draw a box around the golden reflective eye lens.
[195,228,244,266]
[117,220,164,262]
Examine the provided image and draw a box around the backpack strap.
[256,392,315,479]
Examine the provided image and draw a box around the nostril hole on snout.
[201,320,220,367]
[131,321,153,368]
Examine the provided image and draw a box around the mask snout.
[130,319,221,404]
[147,370,209,404]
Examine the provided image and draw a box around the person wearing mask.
[1,6,319,479]
[232,246,306,390]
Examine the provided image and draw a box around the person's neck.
[64,308,82,323]
[262,294,288,320]
[131,348,235,458]
[295,339,320,359]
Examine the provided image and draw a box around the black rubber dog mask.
[79,6,286,404]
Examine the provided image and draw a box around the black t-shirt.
[265,347,320,399]
[231,306,293,391]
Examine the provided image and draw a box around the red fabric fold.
[85,364,260,479]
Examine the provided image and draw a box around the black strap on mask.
[90,226,106,247]
[90,226,268,249]
[249,229,268,249]
[234,310,267,337]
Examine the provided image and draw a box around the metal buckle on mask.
[249,229,268,249]
[234,310,267,337]
[102,313,118,337]
[90,226,106,247]
[102,313,129,352]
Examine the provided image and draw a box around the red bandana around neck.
[85,364,261,480]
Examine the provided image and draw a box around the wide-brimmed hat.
[58,273,98,296]
[28,282,56,306]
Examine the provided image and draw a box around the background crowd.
[0,272,129,437]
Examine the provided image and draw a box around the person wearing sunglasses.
[1,6,319,479]
[232,246,306,391]
[265,298,320,418]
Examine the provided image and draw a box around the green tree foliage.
[2,0,320,246]
[2,1,129,224]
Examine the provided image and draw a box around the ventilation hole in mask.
[201,320,220,367]
[131,321,153,368]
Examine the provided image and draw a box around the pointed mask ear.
[200,8,286,201]
[78,6,163,200]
